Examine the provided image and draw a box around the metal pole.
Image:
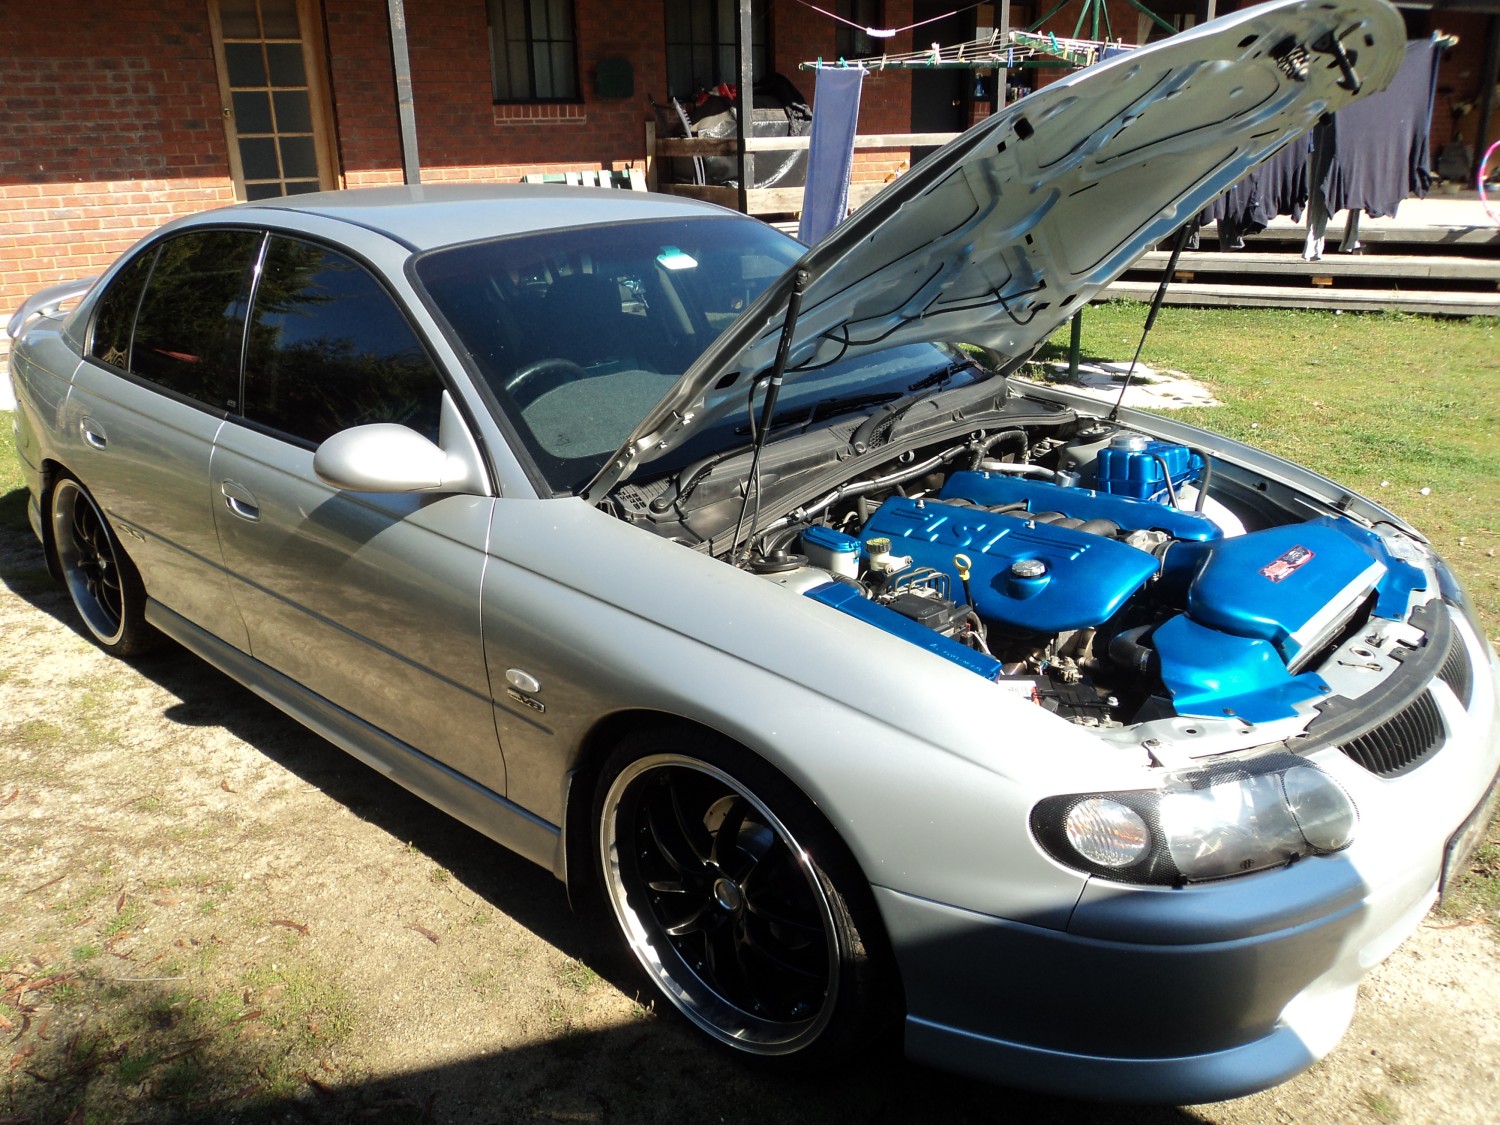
[387,0,421,185]
[736,0,755,214]
[1472,14,1499,185]
[1068,309,1082,381]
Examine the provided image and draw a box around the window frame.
[835,0,882,62]
[664,0,769,100]
[488,0,582,104]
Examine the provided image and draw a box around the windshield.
[415,216,804,492]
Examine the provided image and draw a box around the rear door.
[66,229,262,649]
[209,233,505,793]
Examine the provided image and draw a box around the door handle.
[80,416,107,449]
[220,479,260,522]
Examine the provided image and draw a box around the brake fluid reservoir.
[801,525,862,579]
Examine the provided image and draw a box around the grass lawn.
[1034,302,1500,644]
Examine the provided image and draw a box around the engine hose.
[976,459,1058,479]
[762,445,968,533]
[964,612,993,655]
[1151,454,1181,509]
[1108,625,1155,674]
[1189,447,1213,512]
[969,429,1028,470]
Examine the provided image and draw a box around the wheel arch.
[560,707,905,1007]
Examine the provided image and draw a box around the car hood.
[584,0,1404,500]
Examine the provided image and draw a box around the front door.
[209,0,339,200]
[211,234,505,794]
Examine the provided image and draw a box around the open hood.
[584,0,1405,500]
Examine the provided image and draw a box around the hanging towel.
[798,67,865,245]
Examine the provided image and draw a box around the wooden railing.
[645,124,961,215]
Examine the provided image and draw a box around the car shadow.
[0,488,1210,1122]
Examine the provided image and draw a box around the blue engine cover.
[860,495,1160,633]
[939,471,1222,542]
[1184,522,1387,665]
[804,581,1002,679]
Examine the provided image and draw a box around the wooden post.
[736,0,755,214]
[644,119,658,191]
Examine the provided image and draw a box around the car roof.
[214,183,745,252]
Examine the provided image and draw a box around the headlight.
[1032,753,1357,885]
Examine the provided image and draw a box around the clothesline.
[800,29,1137,71]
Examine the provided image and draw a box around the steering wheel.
[505,356,588,407]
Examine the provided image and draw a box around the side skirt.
[145,600,565,878]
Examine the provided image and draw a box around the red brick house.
[2,0,1495,370]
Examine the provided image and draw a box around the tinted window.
[131,230,262,409]
[415,216,803,493]
[242,236,444,446]
[89,251,155,371]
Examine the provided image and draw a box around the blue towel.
[798,68,865,245]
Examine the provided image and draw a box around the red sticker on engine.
[1261,545,1314,583]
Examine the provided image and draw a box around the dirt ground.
[1,504,1497,1125]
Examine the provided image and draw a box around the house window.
[836,0,882,61]
[665,0,768,99]
[489,0,580,102]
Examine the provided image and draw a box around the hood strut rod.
[732,269,811,564]
[1108,222,1191,422]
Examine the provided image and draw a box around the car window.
[242,236,444,447]
[414,216,805,493]
[88,251,155,372]
[128,229,263,410]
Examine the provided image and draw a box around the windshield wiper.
[849,359,993,455]
[733,389,903,436]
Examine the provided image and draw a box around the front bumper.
[882,618,1500,1104]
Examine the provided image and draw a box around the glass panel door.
[211,0,337,200]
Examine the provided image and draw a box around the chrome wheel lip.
[51,479,127,647]
[600,752,840,1055]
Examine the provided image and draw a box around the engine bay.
[682,415,1433,734]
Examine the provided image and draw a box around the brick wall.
[1,0,237,367]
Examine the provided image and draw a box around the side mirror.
[314,424,460,493]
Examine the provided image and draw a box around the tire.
[595,724,896,1068]
[49,475,158,656]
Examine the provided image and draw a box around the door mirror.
[314,424,456,493]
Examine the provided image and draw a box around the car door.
[209,233,505,794]
[65,229,262,650]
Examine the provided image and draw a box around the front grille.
[1438,630,1474,708]
[1340,690,1445,778]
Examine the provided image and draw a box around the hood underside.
[585,0,1405,499]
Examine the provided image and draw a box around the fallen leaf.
[407,923,441,944]
[230,1009,263,1025]
[153,896,182,907]
[270,918,309,937]
[24,875,65,896]
[115,892,127,914]
[7,1045,34,1071]
[220,779,238,794]
[0,788,17,807]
